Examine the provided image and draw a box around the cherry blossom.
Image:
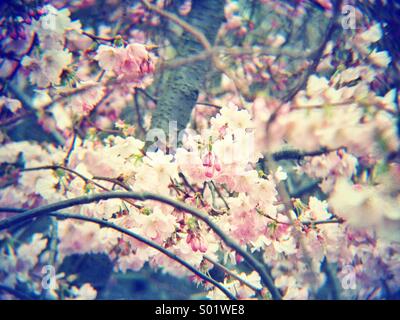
[1,0,399,301]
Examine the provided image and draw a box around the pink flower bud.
[190,237,200,252]
[186,232,194,244]
[199,238,207,253]
[202,152,213,167]
[18,28,26,40]
[37,8,48,16]
[24,16,32,25]
[226,16,242,30]
[82,102,94,114]
[237,26,247,37]
[10,29,18,40]
[205,166,214,178]
[235,253,243,264]
[214,155,221,172]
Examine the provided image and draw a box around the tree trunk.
[149,0,225,141]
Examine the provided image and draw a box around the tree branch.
[48,212,236,300]
[141,0,212,50]
[204,255,262,296]
[0,284,38,300]
[272,147,343,161]
[0,207,235,300]
[0,191,282,299]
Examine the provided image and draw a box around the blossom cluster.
[1,99,400,299]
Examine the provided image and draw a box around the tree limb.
[0,191,282,299]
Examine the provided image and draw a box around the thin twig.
[282,0,343,103]
[204,255,262,295]
[20,165,141,209]
[196,102,222,109]
[141,0,211,50]
[93,176,133,191]
[272,147,342,161]
[82,31,123,44]
[265,154,318,296]
[63,130,77,166]
[210,181,230,210]
[133,92,146,136]
[136,88,158,103]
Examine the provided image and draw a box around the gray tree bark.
[149,0,225,138]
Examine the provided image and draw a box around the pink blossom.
[95,43,155,85]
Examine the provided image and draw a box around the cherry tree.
[0,0,399,300]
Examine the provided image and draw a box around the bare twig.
[20,165,141,209]
[141,0,212,50]
[82,31,124,44]
[64,131,77,166]
[133,92,146,136]
[272,147,343,161]
[196,102,222,109]
[210,181,230,210]
[93,176,133,191]
[282,0,343,103]
[204,255,262,295]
